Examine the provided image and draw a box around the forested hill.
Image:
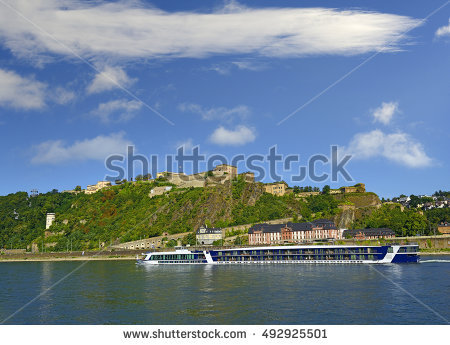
[0,178,330,251]
[0,178,446,251]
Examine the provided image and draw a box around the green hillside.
[0,177,336,251]
[0,177,440,251]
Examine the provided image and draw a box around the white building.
[196,226,223,245]
[46,213,55,229]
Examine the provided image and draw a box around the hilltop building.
[155,164,240,188]
[239,172,255,183]
[63,181,112,194]
[340,183,366,193]
[248,219,340,245]
[265,182,288,196]
[85,181,112,194]
[213,164,237,178]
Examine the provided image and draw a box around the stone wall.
[111,231,191,250]
[329,189,342,195]
[339,235,450,249]
[295,192,320,198]
[0,249,26,254]
[222,217,294,235]
[239,172,255,183]
[149,186,173,198]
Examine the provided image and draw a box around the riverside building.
[248,219,341,245]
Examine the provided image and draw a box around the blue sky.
[0,0,449,198]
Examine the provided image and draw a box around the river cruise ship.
[140,244,419,264]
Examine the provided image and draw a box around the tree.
[75,186,81,192]
[143,174,152,181]
[352,204,428,236]
[181,232,196,246]
[135,175,143,181]
[322,185,330,195]
[234,236,248,245]
[307,194,339,213]
[165,239,177,247]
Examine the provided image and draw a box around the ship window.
[388,247,393,253]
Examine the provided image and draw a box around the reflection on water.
[38,262,54,323]
[0,256,449,325]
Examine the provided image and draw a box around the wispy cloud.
[340,129,432,168]
[372,101,399,125]
[31,132,132,164]
[179,103,250,122]
[87,66,136,94]
[50,86,75,105]
[435,18,450,37]
[0,2,421,62]
[0,68,46,109]
[208,64,231,75]
[209,125,256,146]
[207,60,267,75]
[90,99,142,123]
[175,138,195,151]
[232,60,267,71]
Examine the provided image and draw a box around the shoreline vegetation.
[1,248,449,262]
[1,180,448,254]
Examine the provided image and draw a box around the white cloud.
[232,60,266,71]
[208,64,231,75]
[179,103,250,122]
[0,68,46,109]
[31,132,132,164]
[0,1,421,61]
[372,101,398,125]
[87,66,136,94]
[209,125,256,146]
[50,86,75,105]
[91,99,142,123]
[207,60,266,75]
[435,18,450,37]
[340,129,432,168]
[176,138,195,151]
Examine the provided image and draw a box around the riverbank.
[0,249,141,262]
[0,256,137,262]
[1,249,449,262]
[419,249,450,255]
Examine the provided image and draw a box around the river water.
[0,256,449,324]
